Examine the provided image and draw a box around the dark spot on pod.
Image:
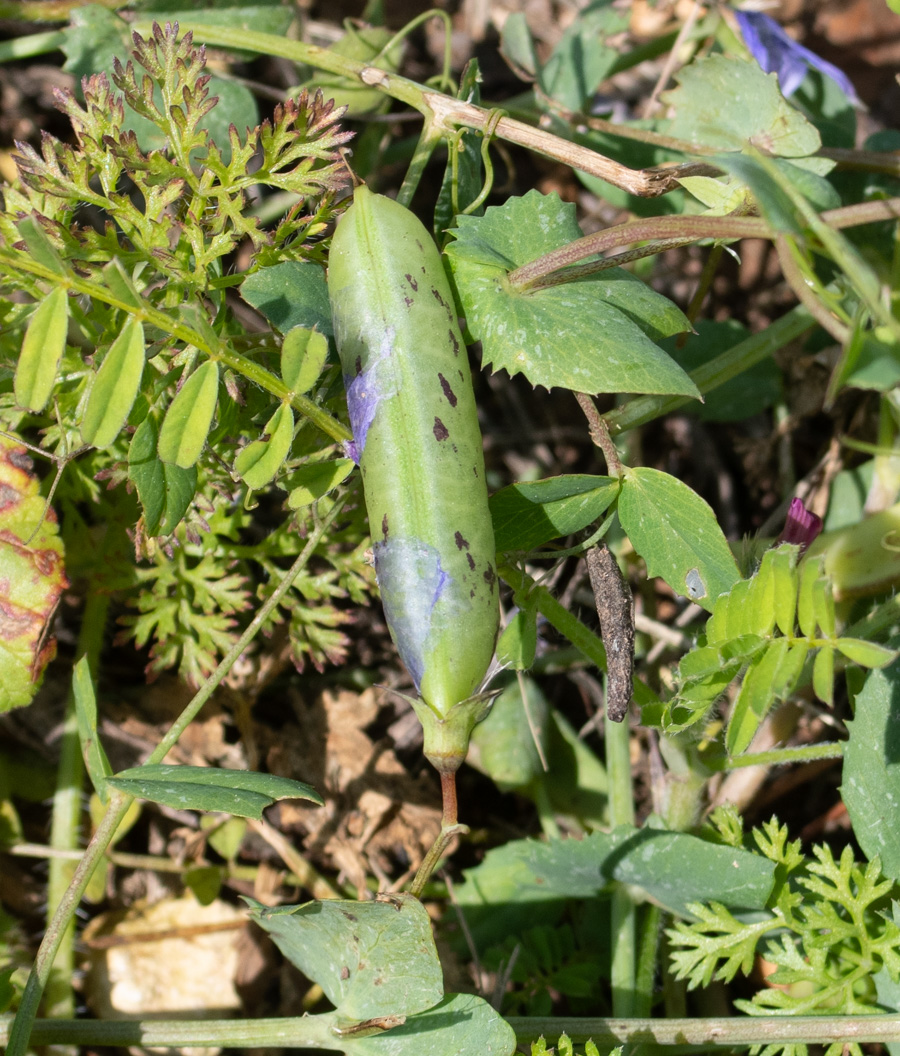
[433,417,449,441]
[354,356,362,376]
[438,373,458,407]
[483,565,497,590]
[374,977,383,986]
[449,330,460,356]
[431,287,447,308]
[341,966,350,980]
[342,911,358,922]
[473,465,479,477]
[404,295,414,308]
[470,588,476,598]
[455,532,470,550]
[405,273,418,291]
[382,513,389,539]
[466,553,476,570]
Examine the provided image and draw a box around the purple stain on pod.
[734,9,861,105]
[373,537,450,689]
[343,328,398,464]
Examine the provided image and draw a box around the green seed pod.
[328,186,499,771]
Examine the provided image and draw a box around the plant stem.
[6,1012,900,1049]
[606,708,636,1018]
[705,740,845,771]
[44,590,110,1024]
[6,498,348,1056]
[604,303,816,436]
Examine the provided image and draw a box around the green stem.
[44,590,110,1022]
[705,740,845,772]
[5,1013,900,1049]
[606,707,636,1018]
[633,904,662,1020]
[0,29,66,61]
[0,248,351,444]
[6,498,348,1056]
[604,303,816,436]
[395,119,444,208]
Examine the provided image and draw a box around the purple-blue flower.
[735,9,861,106]
[778,497,823,551]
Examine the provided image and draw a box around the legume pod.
[328,186,499,771]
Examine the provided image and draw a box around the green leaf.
[241,261,333,335]
[538,2,628,111]
[813,643,834,706]
[245,893,443,1020]
[234,403,294,489]
[106,764,322,820]
[0,436,67,712]
[348,992,516,1056]
[618,467,741,611]
[835,637,897,668]
[771,544,800,637]
[797,556,822,638]
[72,656,112,801]
[446,191,696,396]
[495,608,538,671]
[16,216,68,276]
[468,676,548,791]
[158,360,220,468]
[81,318,146,448]
[661,54,821,157]
[128,415,197,536]
[713,153,803,233]
[281,327,329,394]
[14,287,69,413]
[183,864,224,905]
[434,60,486,237]
[490,474,619,553]
[286,458,355,509]
[726,638,790,756]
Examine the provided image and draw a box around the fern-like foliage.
[668,813,900,1056]
[530,1034,617,1056]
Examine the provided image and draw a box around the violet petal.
[778,496,824,548]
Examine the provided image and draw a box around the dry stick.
[641,0,704,118]
[586,546,635,723]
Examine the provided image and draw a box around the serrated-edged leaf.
[771,544,800,636]
[245,893,442,1020]
[16,216,68,276]
[797,556,823,638]
[15,286,69,412]
[490,474,619,552]
[496,607,538,671]
[81,318,145,448]
[234,403,294,489]
[241,261,333,336]
[281,327,329,394]
[286,458,355,509]
[0,435,68,712]
[662,54,821,157]
[446,191,696,396]
[129,416,197,536]
[727,638,790,756]
[843,662,900,878]
[618,467,741,611]
[106,764,322,820]
[158,360,219,468]
[72,656,112,801]
[813,643,835,706]
[835,637,897,668]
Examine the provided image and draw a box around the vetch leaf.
[496,608,538,671]
[286,458,355,509]
[281,327,329,394]
[72,656,112,801]
[0,436,68,712]
[16,216,68,276]
[843,662,900,879]
[106,764,322,820]
[14,286,69,412]
[490,474,619,552]
[468,676,549,791]
[726,638,790,756]
[245,893,443,1020]
[158,360,220,468]
[234,403,294,489]
[81,317,146,448]
[797,555,823,638]
[446,191,696,396]
[661,53,821,157]
[813,643,835,706]
[771,544,800,636]
[835,637,897,668]
[618,467,741,611]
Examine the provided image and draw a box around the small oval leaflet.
[685,568,707,600]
